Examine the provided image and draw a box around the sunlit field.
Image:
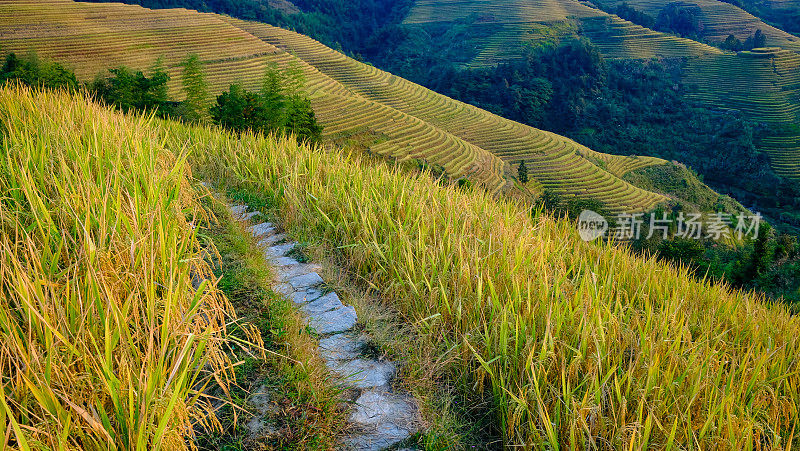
[2,85,799,448]
[176,97,800,447]
[0,86,238,449]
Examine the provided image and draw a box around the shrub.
[211,65,322,144]
[0,52,78,90]
[90,64,171,114]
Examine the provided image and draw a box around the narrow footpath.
[229,203,421,450]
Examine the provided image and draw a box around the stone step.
[345,389,420,451]
[287,272,325,290]
[249,222,276,238]
[309,305,358,334]
[331,359,395,389]
[300,292,344,315]
[258,232,286,246]
[228,206,421,450]
[319,333,366,363]
[264,242,296,259]
[288,287,325,305]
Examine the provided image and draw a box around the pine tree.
[260,63,288,131]
[147,57,170,109]
[286,96,323,144]
[754,29,766,48]
[518,160,529,184]
[750,222,774,277]
[180,54,209,122]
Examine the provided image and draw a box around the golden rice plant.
[174,119,800,449]
[0,85,236,450]
[5,83,798,449]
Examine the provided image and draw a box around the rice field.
[2,1,800,448]
[599,0,800,51]
[0,0,671,212]
[164,93,800,449]
[3,65,800,449]
[229,19,668,212]
[0,84,241,449]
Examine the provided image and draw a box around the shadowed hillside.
[396,0,800,198]
[600,0,800,50]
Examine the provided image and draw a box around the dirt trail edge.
[228,203,422,450]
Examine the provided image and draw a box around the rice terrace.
[1,0,800,449]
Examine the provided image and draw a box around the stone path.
[229,203,421,450]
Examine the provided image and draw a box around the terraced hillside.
[580,15,723,59]
[403,0,597,67]
[0,0,270,80]
[685,47,800,179]
[582,0,800,181]
[465,22,576,68]
[400,0,800,182]
[227,18,668,211]
[0,0,672,212]
[404,0,725,66]
[599,0,800,50]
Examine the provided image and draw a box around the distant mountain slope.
[684,47,800,179]
[228,19,668,211]
[600,0,800,49]
[0,0,672,212]
[397,0,800,185]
